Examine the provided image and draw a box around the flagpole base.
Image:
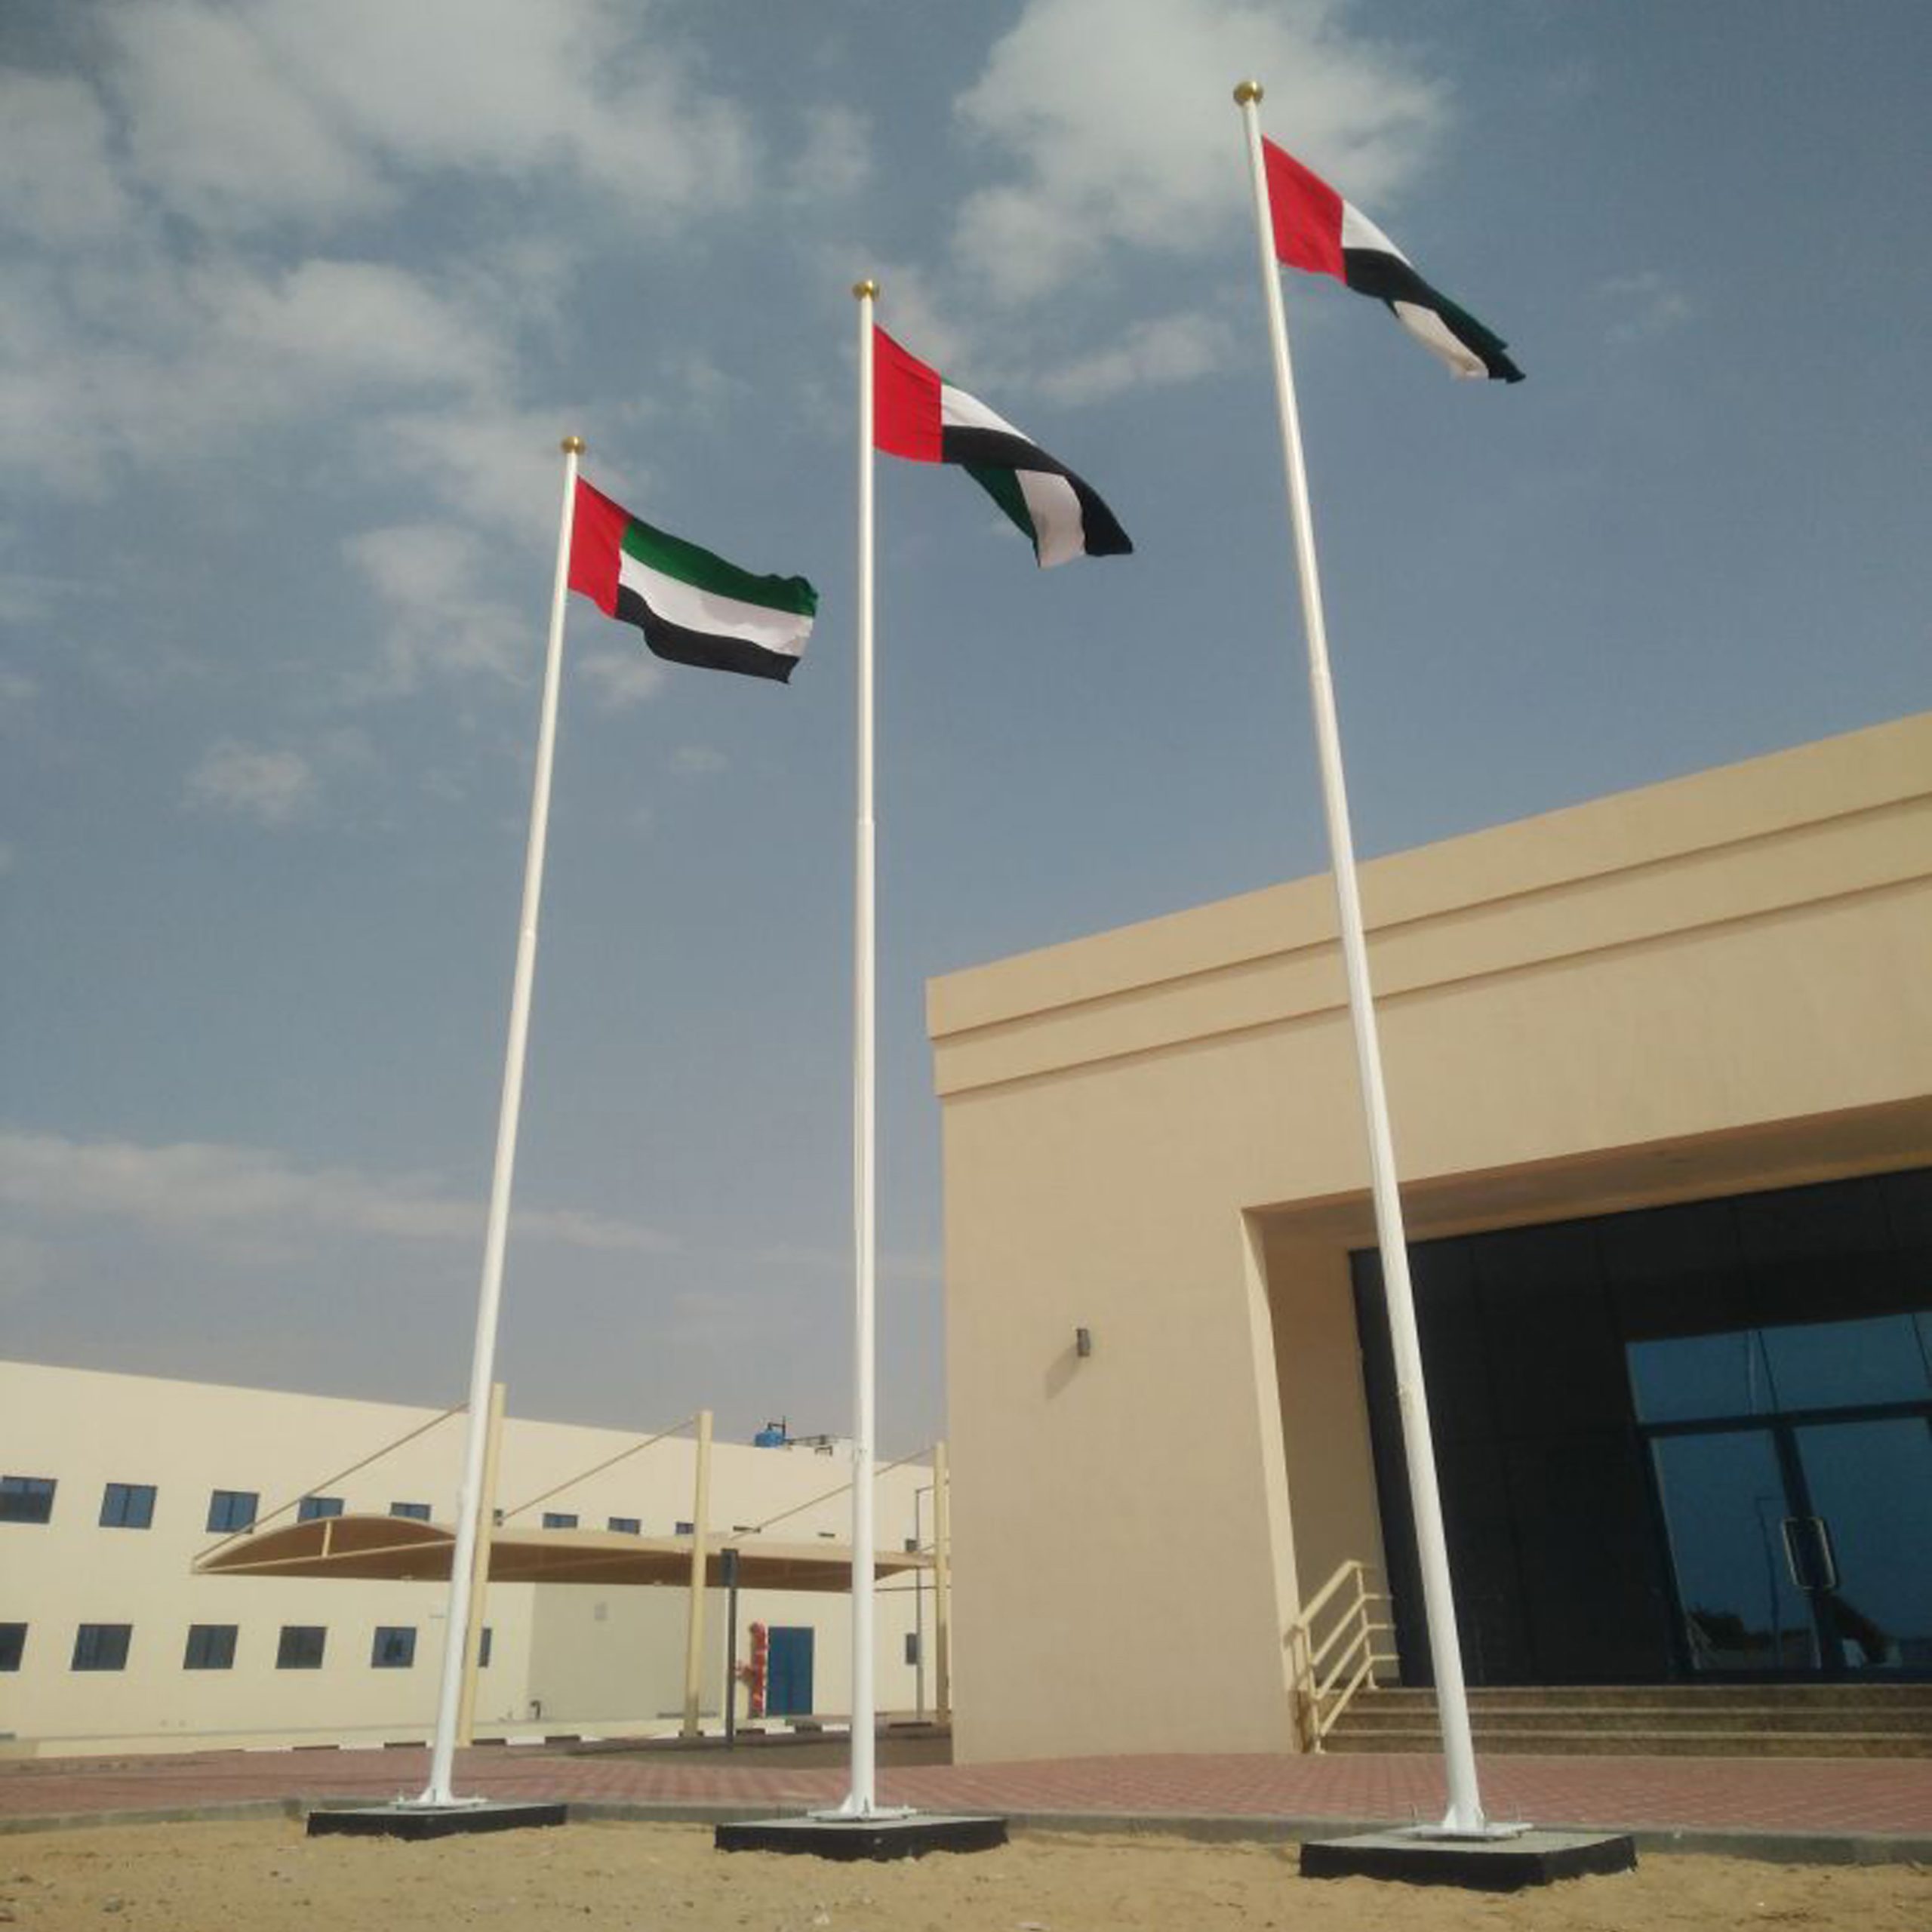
[714,1812,1006,1862]
[307,1799,568,1841]
[1300,1826,1635,1890]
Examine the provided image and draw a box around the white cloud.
[792,105,873,200]
[1037,309,1238,405]
[1602,270,1694,345]
[185,740,318,826]
[346,522,533,690]
[0,72,133,245]
[380,405,595,540]
[0,1130,674,1257]
[103,0,755,236]
[953,0,1445,303]
[211,259,505,392]
[669,745,728,777]
[579,648,667,712]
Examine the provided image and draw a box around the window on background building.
[206,1490,257,1533]
[275,1626,326,1669]
[675,1520,694,1536]
[541,1512,578,1530]
[371,1626,417,1669]
[72,1623,132,1672]
[0,1476,56,1524]
[183,1624,238,1671]
[0,1624,26,1672]
[478,1627,493,1669]
[296,1496,344,1522]
[98,1482,156,1529]
[389,1501,432,1521]
[607,1517,641,1535]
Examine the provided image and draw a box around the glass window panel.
[0,1476,57,1524]
[183,1624,237,1670]
[72,1623,132,1671]
[371,1626,416,1669]
[607,1517,641,1535]
[0,1624,25,1671]
[99,1482,156,1529]
[276,1625,326,1669]
[297,1496,344,1521]
[389,1501,432,1521]
[542,1512,578,1530]
[1758,1313,1932,1411]
[207,1490,257,1532]
[1626,1329,1776,1423]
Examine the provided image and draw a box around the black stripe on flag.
[940,426,1134,558]
[614,586,799,684]
[1341,248,1524,384]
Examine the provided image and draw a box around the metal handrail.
[1285,1558,1397,1752]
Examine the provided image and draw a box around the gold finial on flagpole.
[1233,79,1263,105]
[853,279,878,300]
[561,435,585,455]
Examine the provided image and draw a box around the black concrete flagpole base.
[715,1813,1007,1860]
[307,1800,569,1841]
[1300,1826,1637,1890]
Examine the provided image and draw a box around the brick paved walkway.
[5,1743,1931,1844]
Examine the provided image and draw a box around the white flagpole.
[414,435,584,1808]
[837,281,884,1818]
[1233,83,1500,1838]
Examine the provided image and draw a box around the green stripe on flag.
[620,518,818,618]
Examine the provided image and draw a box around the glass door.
[1648,1427,1820,1672]
[1790,1416,1932,1672]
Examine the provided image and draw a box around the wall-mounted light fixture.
[1075,1326,1093,1358]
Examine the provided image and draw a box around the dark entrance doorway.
[1353,1168,1932,1685]
[1635,1316,1932,1675]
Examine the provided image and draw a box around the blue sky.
[4,2,1927,1454]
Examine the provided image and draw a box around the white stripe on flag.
[1390,300,1489,380]
[615,550,811,659]
[1015,470,1085,566]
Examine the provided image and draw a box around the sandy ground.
[0,1820,1926,1931]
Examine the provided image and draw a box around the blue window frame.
[207,1490,257,1533]
[0,1476,56,1524]
[72,1623,131,1671]
[183,1624,237,1670]
[297,1495,345,1522]
[542,1512,578,1530]
[99,1482,156,1529]
[371,1626,417,1669]
[276,1625,327,1669]
[389,1501,432,1521]
[0,1623,26,1672]
[607,1516,641,1535]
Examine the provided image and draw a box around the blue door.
[765,1626,814,1715]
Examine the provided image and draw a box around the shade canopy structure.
[194,1515,931,1594]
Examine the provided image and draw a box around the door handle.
[1780,1515,1838,1593]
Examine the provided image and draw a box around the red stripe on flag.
[1261,139,1346,281]
[872,327,944,462]
[568,477,630,617]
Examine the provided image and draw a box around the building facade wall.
[931,713,1932,1764]
[0,1362,933,1754]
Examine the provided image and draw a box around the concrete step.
[1321,1684,1932,1757]
[1322,1726,1932,1758]
[1337,1703,1932,1736]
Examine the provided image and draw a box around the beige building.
[0,1361,939,1755]
[932,712,1932,1764]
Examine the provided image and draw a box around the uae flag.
[1262,139,1524,383]
[567,479,817,684]
[872,328,1132,566]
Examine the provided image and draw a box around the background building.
[932,712,1932,1764]
[0,1361,939,1755]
